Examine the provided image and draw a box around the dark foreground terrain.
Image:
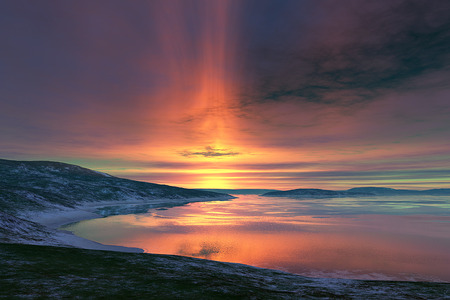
[1,243,448,299]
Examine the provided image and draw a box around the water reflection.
[63,195,450,282]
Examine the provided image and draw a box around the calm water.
[63,195,450,282]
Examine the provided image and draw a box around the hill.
[0,158,231,248]
[0,158,231,214]
[262,187,450,197]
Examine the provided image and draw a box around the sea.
[62,194,450,282]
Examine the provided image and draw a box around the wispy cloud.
[179,146,240,158]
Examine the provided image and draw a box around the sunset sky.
[1,0,450,189]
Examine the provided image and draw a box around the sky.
[1,0,450,190]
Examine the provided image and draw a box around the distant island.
[261,187,450,197]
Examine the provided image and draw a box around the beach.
[18,197,230,253]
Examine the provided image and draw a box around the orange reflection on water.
[65,196,450,282]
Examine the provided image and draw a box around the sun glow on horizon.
[196,176,234,189]
[4,1,450,191]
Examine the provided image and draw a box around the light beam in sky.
[1,0,450,189]
[147,0,240,148]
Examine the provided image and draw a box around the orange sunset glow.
[1,0,450,190]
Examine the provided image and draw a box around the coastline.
[3,192,450,298]
[21,196,232,253]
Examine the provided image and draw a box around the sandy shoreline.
[23,197,231,253]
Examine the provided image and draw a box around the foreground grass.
[1,243,449,299]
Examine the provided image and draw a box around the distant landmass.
[262,187,450,197]
[199,189,280,195]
